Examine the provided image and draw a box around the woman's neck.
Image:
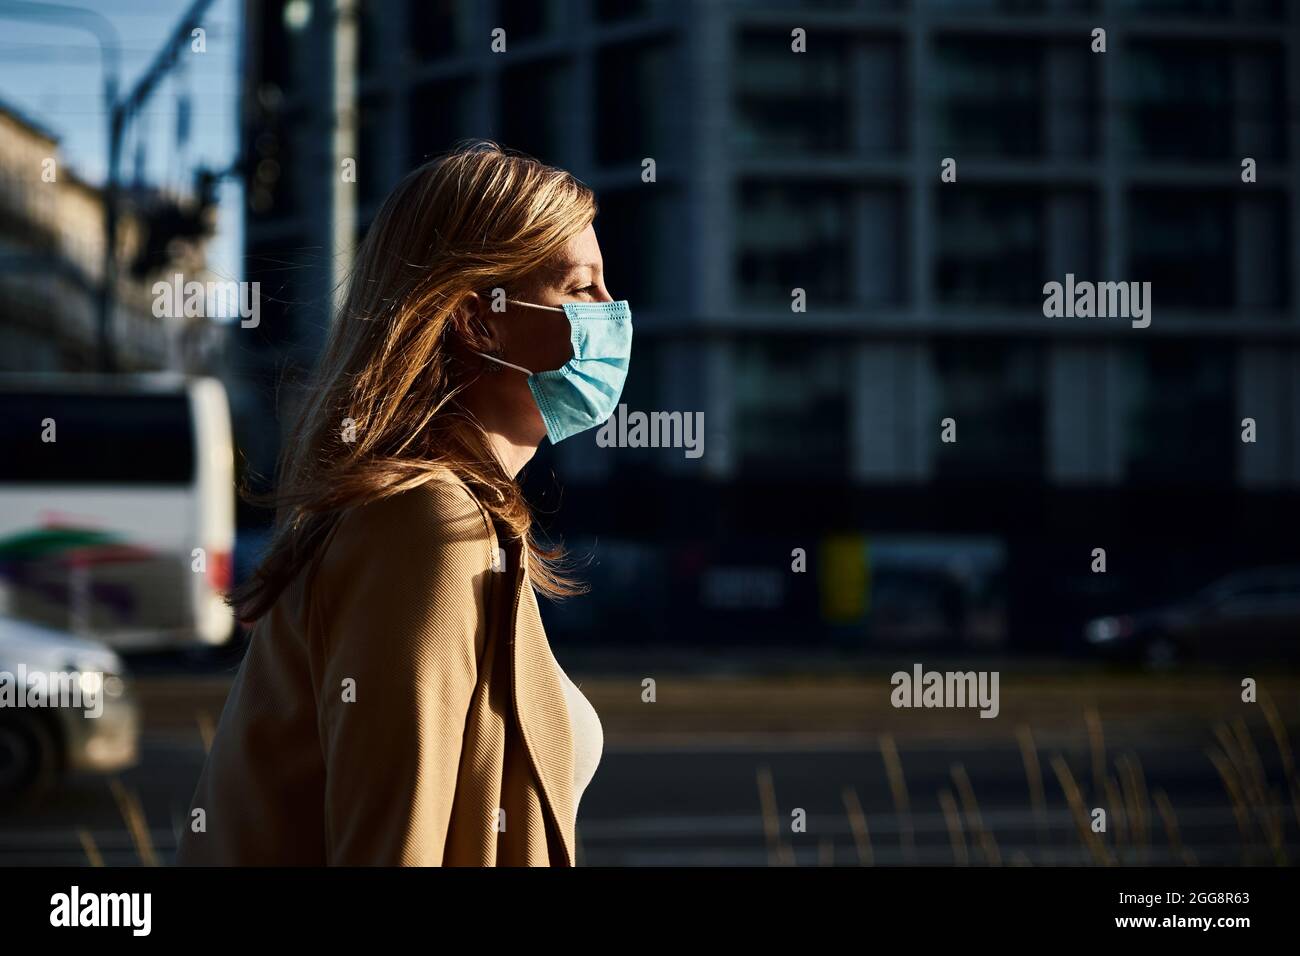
[485,429,537,479]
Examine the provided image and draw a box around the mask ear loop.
[477,350,534,376]
[505,298,565,312]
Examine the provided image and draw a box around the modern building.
[239,0,1300,648]
[0,101,219,373]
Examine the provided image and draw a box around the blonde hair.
[232,140,595,622]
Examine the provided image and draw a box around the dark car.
[1084,567,1300,668]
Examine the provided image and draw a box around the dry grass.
[841,784,874,866]
[78,828,103,867]
[756,763,795,866]
[879,732,915,864]
[939,788,968,866]
[1207,714,1289,865]
[108,777,157,867]
[1016,724,1049,851]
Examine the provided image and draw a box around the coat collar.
[501,533,576,866]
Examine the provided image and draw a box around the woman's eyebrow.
[557,262,601,281]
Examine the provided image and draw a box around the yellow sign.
[820,534,867,623]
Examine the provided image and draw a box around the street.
[2,669,1296,867]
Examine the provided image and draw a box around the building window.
[861,38,905,157]
[1123,40,1285,161]
[733,31,851,156]
[746,0,868,8]
[408,78,473,168]
[407,0,476,61]
[924,0,1087,9]
[595,41,676,167]
[1233,45,1288,161]
[1112,0,1282,18]
[595,188,679,310]
[931,341,1044,480]
[500,60,570,166]
[734,340,850,477]
[500,0,566,40]
[936,187,1050,307]
[736,181,854,307]
[934,37,1035,158]
[1128,189,1232,310]
[1130,188,1288,313]
[1123,41,1232,160]
[1118,344,1235,484]
[594,0,653,21]
[933,36,1098,159]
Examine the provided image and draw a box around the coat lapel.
[506,542,576,866]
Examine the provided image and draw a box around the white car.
[0,614,140,804]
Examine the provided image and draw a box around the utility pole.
[100,0,219,372]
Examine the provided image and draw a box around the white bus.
[0,374,236,649]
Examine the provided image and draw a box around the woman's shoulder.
[300,473,501,655]
[317,473,497,583]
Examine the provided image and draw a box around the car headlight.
[77,670,104,696]
[65,657,127,699]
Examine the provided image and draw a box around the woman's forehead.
[544,251,602,280]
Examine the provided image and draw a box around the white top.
[553,655,603,818]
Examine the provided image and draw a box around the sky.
[0,0,243,281]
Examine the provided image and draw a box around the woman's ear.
[459,291,497,352]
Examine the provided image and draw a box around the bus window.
[0,393,195,485]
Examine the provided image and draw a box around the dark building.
[237,0,1300,652]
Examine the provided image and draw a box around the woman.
[177,141,630,866]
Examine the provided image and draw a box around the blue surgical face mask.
[475,298,633,445]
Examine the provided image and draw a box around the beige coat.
[176,472,577,866]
